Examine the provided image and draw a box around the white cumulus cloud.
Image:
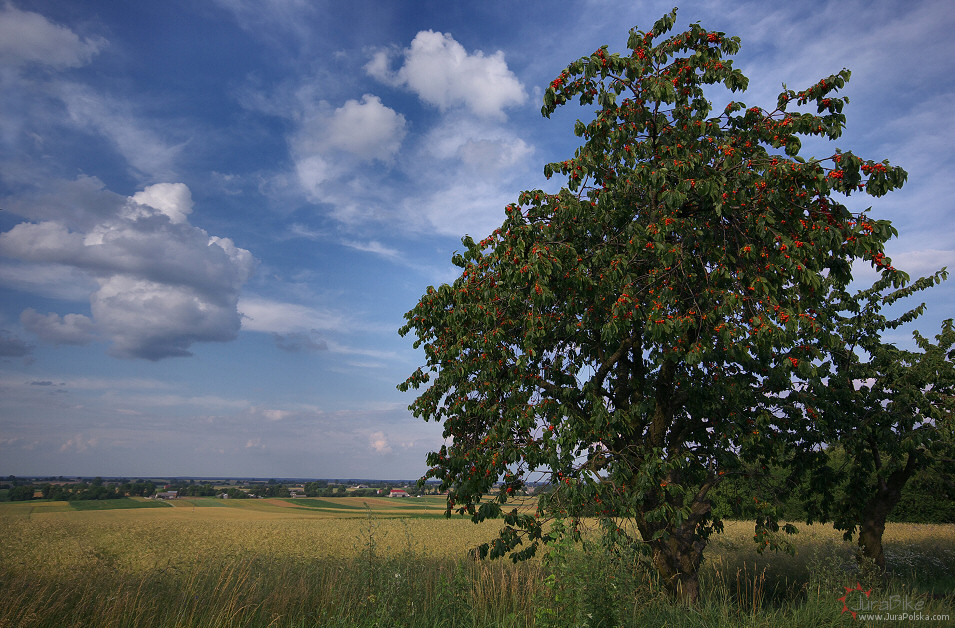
[367,30,527,119]
[91,274,243,360]
[369,430,392,454]
[0,182,256,360]
[321,94,407,160]
[290,94,406,199]
[129,183,193,224]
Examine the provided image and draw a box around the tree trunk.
[635,482,713,604]
[857,455,916,573]
[648,528,705,603]
[858,503,889,572]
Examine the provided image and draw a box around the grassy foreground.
[1,498,953,627]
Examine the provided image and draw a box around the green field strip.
[280,498,366,510]
[68,498,171,511]
[177,497,229,507]
[352,497,447,510]
[276,497,449,518]
[0,501,70,517]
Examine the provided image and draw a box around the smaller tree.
[889,457,955,523]
[823,270,955,572]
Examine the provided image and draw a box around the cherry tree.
[400,10,908,601]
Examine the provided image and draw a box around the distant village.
[0,476,539,502]
[152,482,422,501]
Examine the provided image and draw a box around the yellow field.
[3,497,952,580]
[1,499,953,627]
[0,497,510,577]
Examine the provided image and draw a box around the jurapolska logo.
[837,583,928,620]
[838,583,872,620]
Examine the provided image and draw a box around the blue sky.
[1,0,953,479]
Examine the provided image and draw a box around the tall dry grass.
[1,503,952,627]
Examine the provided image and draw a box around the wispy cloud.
[60,433,98,453]
[341,239,403,261]
[238,296,346,333]
[58,83,187,181]
[0,330,32,357]
[0,4,106,69]
[237,27,538,243]
[272,330,328,353]
[213,0,316,51]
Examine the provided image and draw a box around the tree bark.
[648,526,705,603]
[858,501,890,572]
[857,453,917,572]
[635,481,714,603]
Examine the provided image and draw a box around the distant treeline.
[0,479,157,501]
[0,477,436,502]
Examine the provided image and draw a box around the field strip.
[0,509,510,574]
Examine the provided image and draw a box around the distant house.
[154,490,178,499]
[389,489,410,498]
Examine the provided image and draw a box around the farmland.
[1,497,953,626]
[0,496,508,569]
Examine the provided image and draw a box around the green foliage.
[37,480,156,501]
[170,483,217,497]
[6,485,35,501]
[889,460,955,524]
[399,9,909,599]
[256,483,292,498]
[812,273,955,568]
[710,455,955,525]
[222,487,250,499]
[535,518,656,627]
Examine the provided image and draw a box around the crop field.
[0,496,508,571]
[1,498,953,626]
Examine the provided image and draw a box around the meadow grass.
[1,500,952,626]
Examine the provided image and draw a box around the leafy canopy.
[399,9,908,564]
[826,273,954,536]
